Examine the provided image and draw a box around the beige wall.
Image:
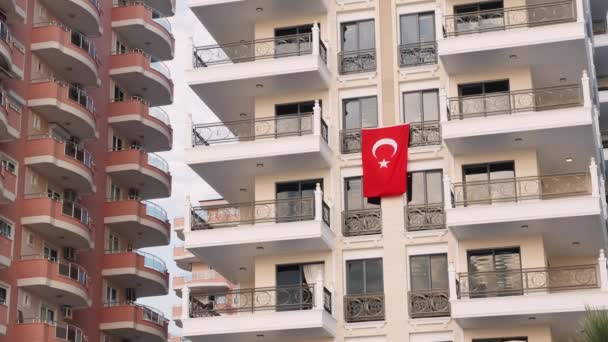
[457,234,547,271]
[464,324,552,342]
[444,0,528,15]
[448,67,534,97]
[452,148,539,182]
[254,169,328,201]
[254,15,328,41]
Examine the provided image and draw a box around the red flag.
[362,124,410,198]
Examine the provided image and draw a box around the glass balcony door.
[274,25,313,58]
[467,248,522,298]
[462,161,515,205]
[276,263,322,311]
[275,101,315,137]
[275,179,321,222]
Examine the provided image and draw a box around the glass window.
[341,20,375,51]
[346,258,384,294]
[400,13,435,45]
[0,219,11,238]
[410,254,448,290]
[407,170,443,205]
[0,287,7,304]
[343,96,378,129]
[459,80,510,97]
[403,90,439,123]
[345,177,380,211]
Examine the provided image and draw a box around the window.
[128,188,139,200]
[467,248,522,298]
[26,233,34,246]
[343,96,378,130]
[454,1,505,34]
[473,339,527,342]
[22,294,30,307]
[126,288,137,303]
[43,246,58,262]
[403,90,439,124]
[399,13,436,66]
[340,19,376,74]
[1,159,16,173]
[110,184,121,201]
[457,80,511,117]
[29,172,38,186]
[32,113,40,131]
[0,286,7,305]
[462,161,515,204]
[47,189,61,201]
[112,136,123,151]
[410,254,448,290]
[40,305,55,323]
[345,177,380,211]
[108,234,120,252]
[346,258,383,294]
[276,263,322,311]
[275,179,322,222]
[407,170,443,205]
[274,25,313,57]
[274,101,316,136]
[106,286,118,305]
[459,80,509,97]
[0,219,11,239]
[113,85,125,102]
[114,39,127,55]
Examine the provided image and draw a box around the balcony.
[187,106,331,203]
[173,217,185,240]
[102,250,169,297]
[0,168,16,204]
[188,27,330,124]
[343,293,385,323]
[0,20,25,79]
[110,51,173,106]
[24,136,96,194]
[399,41,437,68]
[405,203,445,232]
[173,246,196,271]
[182,284,336,341]
[438,0,587,74]
[442,77,595,158]
[31,23,99,87]
[14,320,87,342]
[111,2,175,60]
[185,191,334,282]
[342,208,382,237]
[340,121,441,154]
[338,49,376,75]
[172,305,182,328]
[445,167,605,253]
[0,0,25,22]
[0,93,21,142]
[16,256,90,307]
[173,270,231,297]
[28,80,97,139]
[148,0,176,17]
[100,303,168,342]
[0,231,10,268]
[189,0,328,43]
[104,199,170,248]
[408,289,450,318]
[38,0,101,36]
[21,194,93,250]
[108,99,172,152]
[449,255,608,341]
[106,149,171,200]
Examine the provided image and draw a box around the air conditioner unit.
[61,305,73,319]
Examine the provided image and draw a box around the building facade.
[177,0,608,341]
[0,0,175,341]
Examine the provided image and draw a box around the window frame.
[340,19,376,52]
[409,253,448,291]
[344,176,381,211]
[342,95,378,130]
[407,169,444,205]
[346,258,384,295]
[402,89,440,124]
[399,12,436,45]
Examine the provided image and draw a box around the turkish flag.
[362,124,410,198]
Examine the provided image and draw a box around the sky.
[136,1,219,336]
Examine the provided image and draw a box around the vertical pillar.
[439,88,448,122]
[590,157,599,197]
[184,195,192,233]
[313,100,321,137]
[443,175,453,209]
[315,272,324,310]
[582,69,591,108]
[435,7,444,41]
[312,22,320,56]
[448,262,458,300]
[314,183,323,221]
[182,285,190,320]
[599,250,608,291]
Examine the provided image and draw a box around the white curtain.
[303,263,324,285]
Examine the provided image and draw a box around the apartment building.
[176,0,608,341]
[0,0,175,341]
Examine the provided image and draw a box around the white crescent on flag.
[371,138,398,159]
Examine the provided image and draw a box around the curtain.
[303,263,324,285]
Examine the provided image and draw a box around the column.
[182,285,190,320]
[314,182,323,221]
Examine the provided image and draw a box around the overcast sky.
[137,1,218,337]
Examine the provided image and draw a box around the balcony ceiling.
[189,0,328,43]
[38,0,101,36]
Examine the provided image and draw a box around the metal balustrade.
[17,319,87,342]
[405,203,445,231]
[342,208,382,237]
[103,301,168,326]
[338,48,376,74]
[105,249,168,274]
[340,122,440,154]
[447,85,582,120]
[408,289,450,318]
[398,41,437,67]
[443,0,576,37]
[21,254,89,287]
[457,264,599,298]
[451,172,591,207]
[343,293,385,322]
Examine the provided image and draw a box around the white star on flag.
[378,159,389,168]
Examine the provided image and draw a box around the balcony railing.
[144,200,169,222]
[17,319,87,342]
[193,32,327,68]
[338,48,376,75]
[24,193,92,227]
[594,19,607,34]
[21,254,89,287]
[452,172,591,207]
[114,1,172,32]
[443,0,577,37]
[447,85,582,120]
[343,293,385,322]
[104,301,168,326]
[28,135,94,170]
[189,284,319,316]
[405,203,445,231]
[457,264,599,299]
[408,289,450,318]
[340,122,440,154]
[147,152,169,173]
[398,41,437,67]
[342,208,382,237]
[106,249,167,274]
[34,21,98,62]
[191,197,326,230]
[193,113,315,145]
[151,60,171,79]
[31,77,96,114]
[150,107,171,126]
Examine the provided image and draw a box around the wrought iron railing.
[338,48,376,74]
[192,113,314,146]
[322,201,331,227]
[21,254,88,287]
[405,203,445,231]
[319,40,328,64]
[105,249,168,274]
[191,197,316,230]
[399,41,437,67]
[443,0,576,37]
[340,123,439,154]
[342,208,382,237]
[593,19,607,34]
[323,287,332,314]
[447,85,582,120]
[193,33,321,67]
[452,172,590,207]
[17,319,87,342]
[457,264,599,298]
[344,293,385,322]
[408,289,450,318]
[189,284,315,316]
[601,131,608,148]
